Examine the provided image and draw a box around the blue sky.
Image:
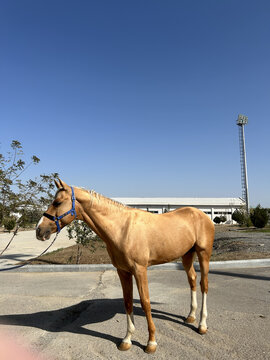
[1,0,270,206]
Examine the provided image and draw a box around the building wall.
[120,203,241,223]
[113,197,245,224]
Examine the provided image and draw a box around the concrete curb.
[1,258,270,272]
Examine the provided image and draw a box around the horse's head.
[36,179,78,241]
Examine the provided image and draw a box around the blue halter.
[43,186,77,233]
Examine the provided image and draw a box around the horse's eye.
[53,201,61,207]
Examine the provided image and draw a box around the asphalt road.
[0,267,269,360]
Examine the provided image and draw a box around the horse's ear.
[54,179,61,189]
[55,178,68,190]
[58,179,68,190]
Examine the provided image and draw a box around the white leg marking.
[199,293,207,330]
[122,312,135,344]
[147,340,157,346]
[36,216,44,229]
[188,290,197,319]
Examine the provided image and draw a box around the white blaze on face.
[36,216,44,229]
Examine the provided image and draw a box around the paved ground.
[0,229,76,266]
[0,267,269,360]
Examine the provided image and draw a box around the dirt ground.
[30,225,270,265]
[211,225,270,260]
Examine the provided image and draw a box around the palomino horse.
[36,179,214,353]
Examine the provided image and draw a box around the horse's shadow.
[0,298,196,349]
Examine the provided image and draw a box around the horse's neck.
[77,188,129,244]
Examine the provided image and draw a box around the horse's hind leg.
[196,248,211,334]
[182,249,197,324]
[117,269,135,351]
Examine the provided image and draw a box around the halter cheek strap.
[43,186,77,233]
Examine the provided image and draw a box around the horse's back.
[136,207,214,266]
[169,206,215,249]
[168,207,215,253]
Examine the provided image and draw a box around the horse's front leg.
[134,266,157,354]
[117,268,135,351]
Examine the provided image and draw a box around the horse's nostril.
[45,230,51,239]
[36,227,43,239]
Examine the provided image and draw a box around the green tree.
[232,209,247,226]
[219,215,227,223]
[3,216,17,232]
[0,140,58,228]
[250,205,269,228]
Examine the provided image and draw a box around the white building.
[113,197,245,223]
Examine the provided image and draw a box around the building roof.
[112,197,245,207]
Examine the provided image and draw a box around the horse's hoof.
[185,316,196,324]
[118,341,132,351]
[144,341,157,354]
[198,326,207,335]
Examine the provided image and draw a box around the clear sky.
[1,0,270,206]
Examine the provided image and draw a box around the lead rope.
[0,232,59,272]
[0,225,20,257]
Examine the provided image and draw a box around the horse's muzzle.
[36,227,51,241]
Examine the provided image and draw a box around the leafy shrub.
[250,205,269,228]
[220,216,227,223]
[232,209,247,226]
[213,216,221,224]
[3,217,17,232]
[67,220,102,263]
[67,220,101,246]
[246,216,253,227]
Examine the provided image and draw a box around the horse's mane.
[76,186,129,211]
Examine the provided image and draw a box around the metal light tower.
[237,114,249,213]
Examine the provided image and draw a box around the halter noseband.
[43,186,77,233]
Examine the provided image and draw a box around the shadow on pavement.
[0,298,196,350]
